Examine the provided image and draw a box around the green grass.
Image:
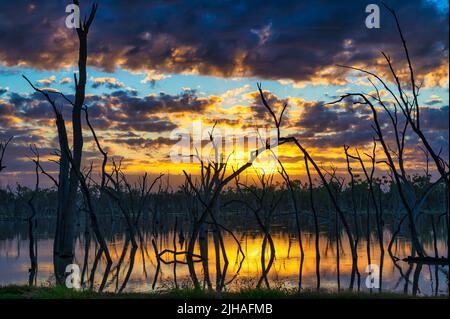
[0,285,445,299]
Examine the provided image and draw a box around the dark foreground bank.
[1,285,447,319]
[0,285,446,299]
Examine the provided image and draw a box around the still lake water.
[0,219,448,296]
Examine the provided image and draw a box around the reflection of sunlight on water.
[0,231,448,296]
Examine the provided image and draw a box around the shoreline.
[0,285,446,299]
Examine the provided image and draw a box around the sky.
[0,0,448,187]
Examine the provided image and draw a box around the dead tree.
[277,158,305,289]
[182,142,235,291]
[182,123,281,289]
[346,143,384,252]
[304,156,321,290]
[346,141,385,290]
[27,145,40,286]
[66,154,112,292]
[83,105,164,291]
[234,172,282,289]
[0,137,12,173]
[344,145,361,289]
[257,83,359,288]
[328,5,447,258]
[23,1,98,283]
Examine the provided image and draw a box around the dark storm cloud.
[425,98,443,106]
[87,89,216,118]
[244,90,289,128]
[421,105,449,131]
[0,100,14,115]
[0,1,447,81]
[245,89,376,147]
[249,90,288,117]
[91,82,123,89]
[291,100,374,147]
[91,77,125,89]
[106,136,175,150]
[1,88,216,137]
[297,102,371,134]
[115,117,177,132]
[289,99,449,151]
[5,91,73,124]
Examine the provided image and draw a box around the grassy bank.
[0,285,444,299]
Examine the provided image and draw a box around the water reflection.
[0,223,447,296]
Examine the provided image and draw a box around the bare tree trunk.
[24,2,98,284]
[304,157,321,290]
[0,137,12,173]
[199,223,212,290]
[27,147,40,286]
[278,160,304,289]
[335,211,341,291]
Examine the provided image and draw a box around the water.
[0,219,447,296]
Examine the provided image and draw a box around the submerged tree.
[23,0,98,283]
[329,4,449,259]
[7,1,446,294]
[0,137,12,173]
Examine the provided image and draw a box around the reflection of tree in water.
[0,2,447,297]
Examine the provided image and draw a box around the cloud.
[91,77,125,89]
[106,136,176,150]
[90,89,220,118]
[59,77,72,84]
[1,84,447,184]
[1,88,221,140]
[251,23,273,46]
[422,59,449,88]
[246,90,288,119]
[0,99,18,127]
[421,105,449,131]
[36,75,56,86]
[222,84,251,98]
[425,94,444,105]
[289,100,373,146]
[140,70,170,87]
[0,87,223,181]
[285,98,449,153]
[0,1,447,85]
[115,117,178,133]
